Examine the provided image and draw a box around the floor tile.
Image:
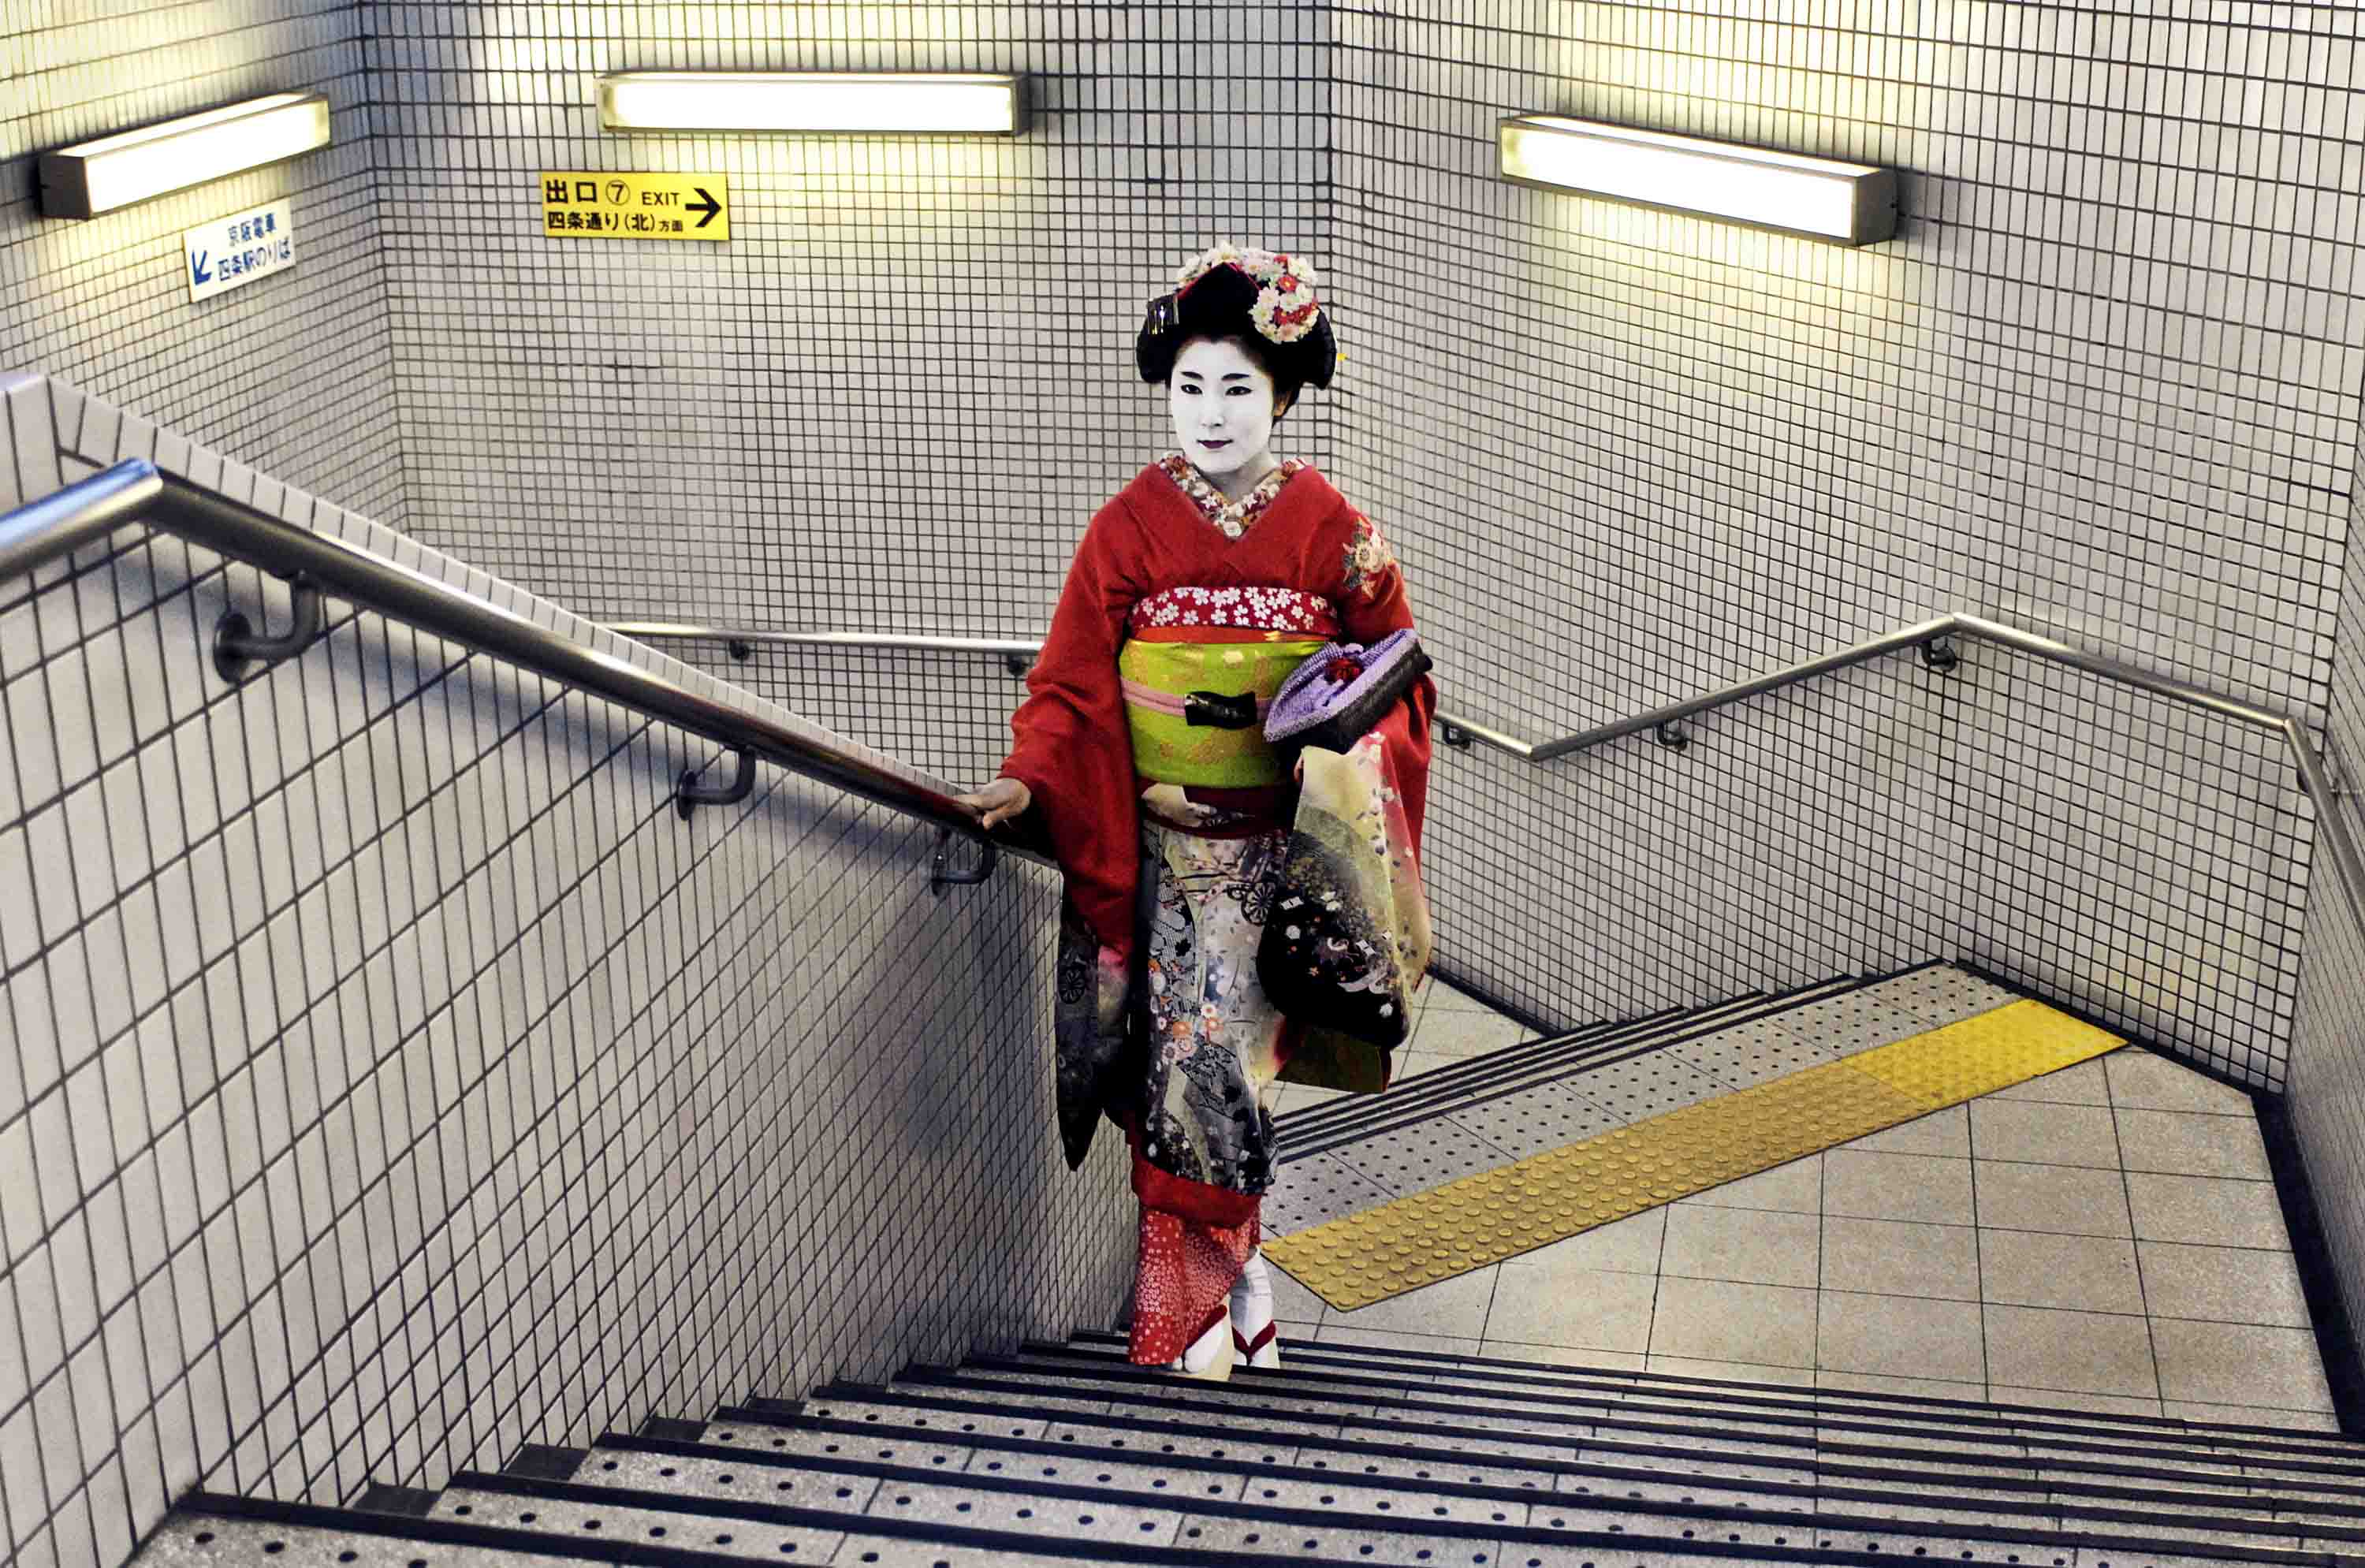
[1649,1276,1816,1368]
[1390,1049,1458,1083]
[2136,1242,2311,1328]
[1823,1149,1973,1225]
[1500,1209,1665,1277]
[1645,1354,1816,1389]
[1971,1161,2131,1237]
[1839,1105,1968,1158]
[1816,1290,1986,1384]
[1819,1216,1979,1302]
[1313,1325,1484,1358]
[1477,1343,1646,1372]
[1678,1153,1821,1215]
[2150,1319,2333,1411]
[1272,1082,1347,1117]
[1485,1264,1656,1355]
[1659,1204,1819,1290]
[1977,1230,2143,1315]
[1322,1264,1499,1339]
[1816,1369,1986,1402]
[1988,1384,2163,1419]
[2105,1051,2253,1115]
[2125,1173,2290,1249]
[1268,1265,1329,1325]
[1981,1304,2157,1399]
[1413,1009,1526,1057]
[1967,1099,2121,1169]
[2113,1108,2272,1180]
[2162,1400,2341,1432]
[1423,985,1502,1015]
[1985,1059,2110,1106]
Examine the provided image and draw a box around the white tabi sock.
[1230,1249,1279,1366]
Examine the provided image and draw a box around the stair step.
[733,1392,2365,1546]
[1048,1335,2365,1466]
[707,1399,2365,1552]
[1279,978,1867,1153]
[880,1372,2365,1514]
[554,1429,2318,1567]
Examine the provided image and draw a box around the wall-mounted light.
[598,73,1026,136]
[39,91,333,220]
[1498,114,1898,246]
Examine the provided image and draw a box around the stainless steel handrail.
[614,612,2365,928]
[0,461,1018,871]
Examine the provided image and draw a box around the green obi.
[1119,637,1326,788]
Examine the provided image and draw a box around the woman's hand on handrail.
[958,777,1033,830]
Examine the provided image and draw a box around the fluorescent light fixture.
[1498,114,1898,245]
[598,72,1026,136]
[39,91,333,219]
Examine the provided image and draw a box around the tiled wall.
[0,374,1132,1568]
[1327,1,2363,1083]
[363,0,1336,633]
[0,0,407,529]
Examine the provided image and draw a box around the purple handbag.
[1264,630,1432,757]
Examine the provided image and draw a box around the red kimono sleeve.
[1335,515,1436,857]
[1000,503,1144,955]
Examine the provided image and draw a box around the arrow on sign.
[688,188,722,229]
[192,250,213,285]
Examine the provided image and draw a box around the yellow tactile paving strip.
[1268,999,2125,1311]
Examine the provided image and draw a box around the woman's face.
[1169,336,1290,479]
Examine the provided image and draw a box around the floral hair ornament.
[1171,242,1324,345]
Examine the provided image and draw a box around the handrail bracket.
[931,827,998,895]
[1920,636,1961,673]
[214,573,326,683]
[676,749,757,821]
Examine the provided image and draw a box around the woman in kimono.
[960,244,1434,1381]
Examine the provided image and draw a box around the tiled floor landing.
[1264,978,2338,1431]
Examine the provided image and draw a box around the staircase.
[148,1329,2365,1567]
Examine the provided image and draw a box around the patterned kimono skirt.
[1127,817,1292,1365]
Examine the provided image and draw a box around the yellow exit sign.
[539,172,729,241]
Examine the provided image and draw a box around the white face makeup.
[1169,336,1289,486]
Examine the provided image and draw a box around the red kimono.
[1000,454,1434,1364]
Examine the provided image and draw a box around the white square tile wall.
[1,0,407,531]
[0,375,1132,1568]
[1327,2,2363,1085]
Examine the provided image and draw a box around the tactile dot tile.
[803,1399,1068,1439]
[863,1480,1182,1544]
[1264,1150,1398,1235]
[1246,1476,1530,1526]
[140,1516,572,1568]
[572,1450,878,1512]
[1335,1121,1521,1199]
[1773,968,2020,1056]
[1447,1081,1631,1162]
[1171,1516,1503,1564]
[432,1485,848,1562]
[1037,1418,1297,1469]
[1665,1019,1842,1089]
[963,1450,1221,1510]
[1272,1001,2112,1311]
[699,1421,976,1469]
[1562,1052,1733,1122]
[1844,1000,2124,1109]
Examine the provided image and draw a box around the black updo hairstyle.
[1134,261,1336,415]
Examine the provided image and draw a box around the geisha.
[961,244,1435,1381]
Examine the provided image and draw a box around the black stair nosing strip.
[1039,1334,2365,1458]
[784,1379,2365,1520]
[503,1443,592,1483]
[710,1402,2365,1548]
[1275,978,1854,1146]
[352,1483,439,1518]
[1956,956,2365,1443]
[1271,980,1831,1141]
[191,1476,1406,1568]
[981,1346,2365,1479]
[901,1364,2365,1500]
[639,1416,710,1442]
[580,1430,2325,1566]
[1282,959,1998,1156]
[1277,976,1921,1164]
